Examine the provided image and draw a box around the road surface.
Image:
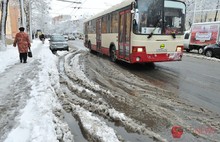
[55,40,220,142]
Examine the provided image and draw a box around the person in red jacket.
[13,27,31,63]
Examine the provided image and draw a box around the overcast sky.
[50,0,123,19]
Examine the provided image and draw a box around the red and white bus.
[84,0,185,63]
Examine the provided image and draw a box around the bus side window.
[111,12,119,33]
[102,16,107,33]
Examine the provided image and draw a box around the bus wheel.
[110,47,116,62]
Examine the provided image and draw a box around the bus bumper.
[130,52,183,63]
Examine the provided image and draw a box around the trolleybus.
[84,0,186,63]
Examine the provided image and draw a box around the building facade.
[0,0,20,39]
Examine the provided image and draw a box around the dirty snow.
[0,39,124,142]
[1,39,220,142]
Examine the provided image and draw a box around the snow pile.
[3,41,73,142]
[183,53,220,62]
[71,104,120,142]
[0,45,19,73]
[67,53,101,91]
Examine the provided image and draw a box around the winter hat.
[19,27,25,31]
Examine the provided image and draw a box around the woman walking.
[13,27,31,63]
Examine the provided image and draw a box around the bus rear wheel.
[110,47,116,62]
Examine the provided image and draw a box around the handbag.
[28,48,32,57]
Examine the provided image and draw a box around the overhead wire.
[69,0,89,19]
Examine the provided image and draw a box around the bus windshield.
[133,0,185,35]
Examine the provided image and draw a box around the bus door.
[118,10,131,60]
[96,19,101,52]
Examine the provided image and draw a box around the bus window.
[133,0,162,35]
[111,12,119,33]
[119,14,125,42]
[102,16,107,33]
[107,14,111,33]
[84,23,88,35]
[126,12,131,42]
[133,0,185,35]
[164,1,185,34]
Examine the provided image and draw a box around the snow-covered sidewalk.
[0,40,72,142]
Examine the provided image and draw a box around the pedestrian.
[13,27,31,63]
[39,33,45,44]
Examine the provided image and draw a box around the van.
[188,22,220,54]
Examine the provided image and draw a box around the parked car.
[63,35,68,41]
[49,35,69,52]
[68,35,75,40]
[204,42,220,57]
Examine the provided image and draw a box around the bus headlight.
[132,46,146,53]
[137,48,143,52]
[176,46,183,52]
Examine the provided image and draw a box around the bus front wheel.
[110,47,116,62]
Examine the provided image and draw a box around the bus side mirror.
[131,1,137,13]
[131,2,135,13]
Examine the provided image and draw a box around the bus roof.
[84,0,133,23]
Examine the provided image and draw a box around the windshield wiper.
[171,32,176,39]
[147,19,162,39]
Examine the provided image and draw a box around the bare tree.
[23,0,51,37]
[0,0,9,51]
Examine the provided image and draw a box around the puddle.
[97,115,153,142]
[63,111,87,142]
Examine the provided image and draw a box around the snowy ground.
[0,40,73,142]
[0,39,220,142]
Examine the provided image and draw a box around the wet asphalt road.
[127,55,220,115]
[69,40,220,115]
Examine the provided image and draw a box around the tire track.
[56,46,220,142]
